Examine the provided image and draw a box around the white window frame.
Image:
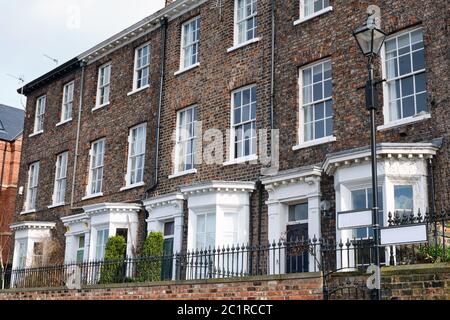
[124,123,147,188]
[94,63,111,110]
[178,16,201,73]
[32,242,44,267]
[350,186,384,240]
[174,106,198,176]
[86,139,105,198]
[393,184,414,214]
[76,234,86,263]
[33,95,46,135]
[95,228,109,261]
[295,59,335,150]
[60,81,74,124]
[380,27,429,129]
[51,152,68,206]
[287,202,309,226]
[17,240,27,269]
[132,43,151,92]
[295,0,333,25]
[25,161,40,212]
[229,85,258,162]
[195,212,216,250]
[233,0,258,47]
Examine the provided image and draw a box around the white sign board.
[337,209,373,230]
[380,224,427,246]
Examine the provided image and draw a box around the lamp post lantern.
[353,5,386,301]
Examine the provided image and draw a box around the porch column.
[308,195,321,272]
[267,202,285,275]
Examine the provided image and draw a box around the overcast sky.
[0,0,165,109]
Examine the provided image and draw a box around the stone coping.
[0,272,323,294]
[328,263,450,278]
[2,263,448,294]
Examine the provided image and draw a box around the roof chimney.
[165,0,176,6]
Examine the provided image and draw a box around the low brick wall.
[0,273,324,300]
[0,264,448,300]
[327,263,450,300]
[382,263,450,300]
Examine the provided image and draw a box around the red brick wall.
[0,264,448,300]
[0,137,22,264]
[275,0,450,211]
[11,0,450,263]
[0,274,324,300]
[14,28,163,251]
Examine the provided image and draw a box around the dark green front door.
[161,238,174,280]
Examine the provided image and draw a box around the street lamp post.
[353,7,386,301]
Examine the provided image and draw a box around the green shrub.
[99,236,127,284]
[137,232,164,282]
[417,245,450,263]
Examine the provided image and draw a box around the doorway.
[286,203,309,273]
[161,221,174,280]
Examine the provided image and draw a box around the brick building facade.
[0,104,24,266]
[10,0,449,275]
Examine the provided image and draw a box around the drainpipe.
[269,0,276,130]
[70,61,86,208]
[255,0,276,248]
[142,17,168,238]
[0,143,6,197]
[428,157,438,247]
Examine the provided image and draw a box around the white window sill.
[20,209,36,215]
[227,37,261,53]
[29,130,43,138]
[82,193,103,201]
[174,63,200,76]
[223,154,258,166]
[377,113,431,131]
[127,84,150,96]
[48,203,65,209]
[92,103,109,112]
[56,119,72,127]
[168,169,198,180]
[292,136,337,151]
[120,182,145,192]
[293,6,333,26]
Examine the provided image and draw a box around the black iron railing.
[1,240,320,289]
[1,209,448,290]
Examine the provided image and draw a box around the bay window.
[195,213,216,250]
[95,229,109,261]
[351,187,384,239]
[17,241,27,269]
[394,185,414,215]
[76,235,85,263]
[32,242,44,267]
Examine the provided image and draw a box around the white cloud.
[0,0,165,108]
